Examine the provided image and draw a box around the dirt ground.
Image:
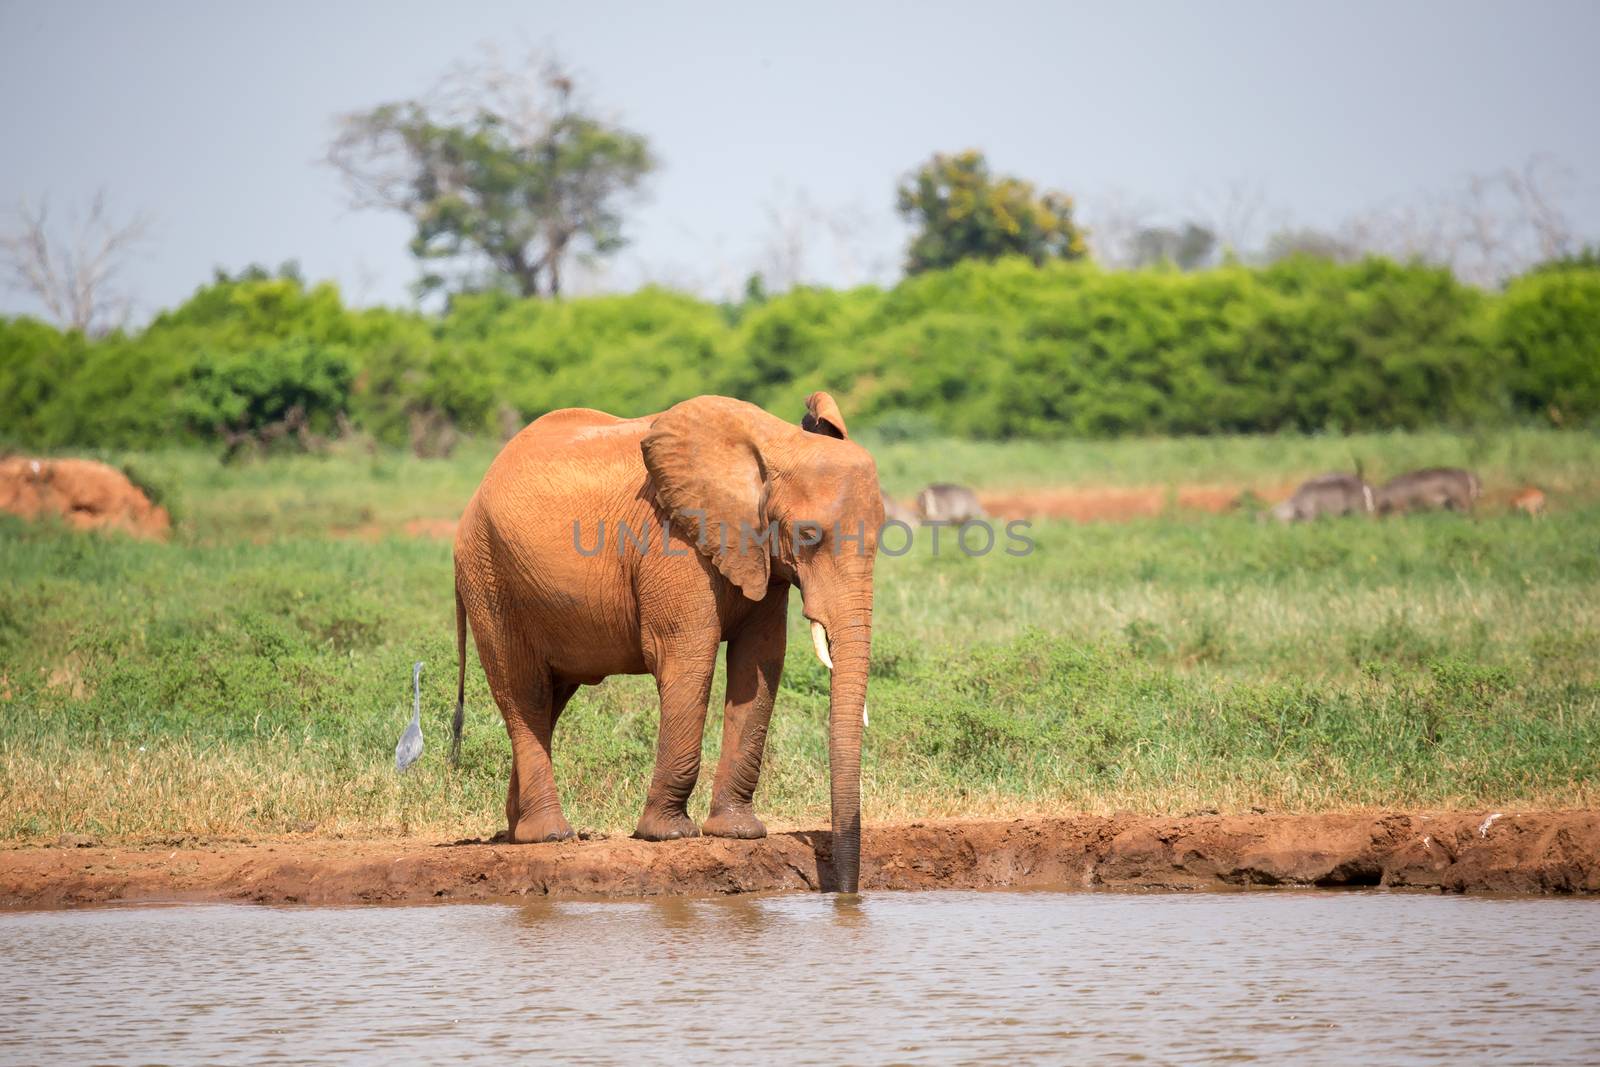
[977,482,1551,523]
[0,456,170,539]
[335,486,1290,541]
[977,484,1295,522]
[3,811,1594,908]
[331,481,1557,540]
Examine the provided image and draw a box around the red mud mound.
[0,456,170,540]
[980,484,1296,523]
[2,811,1594,908]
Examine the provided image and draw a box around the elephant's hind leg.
[486,655,573,844]
[503,681,579,839]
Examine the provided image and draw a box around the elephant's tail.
[449,581,467,767]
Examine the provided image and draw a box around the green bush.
[1496,268,1600,425]
[4,258,1600,450]
[180,340,354,440]
[36,333,195,448]
[0,317,86,447]
[441,287,735,419]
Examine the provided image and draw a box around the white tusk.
[811,621,866,725]
[811,621,834,670]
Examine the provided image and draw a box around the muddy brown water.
[2,891,1597,1063]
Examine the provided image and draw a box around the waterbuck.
[1264,473,1376,523]
[916,483,986,524]
[880,490,921,527]
[1376,468,1480,515]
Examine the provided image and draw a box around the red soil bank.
[0,456,170,539]
[979,484,1296,522]
[3,811,1594,907]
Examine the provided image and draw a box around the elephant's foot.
[509,811,575,844]
[702,805,767,839]
[633,806,701,841]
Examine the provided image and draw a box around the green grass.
[868,425,1600,496]
[2,428,1598,843]
[81,425,1600,545]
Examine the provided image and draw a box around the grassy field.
[97,425,1600,543]
[2,428,1598,844]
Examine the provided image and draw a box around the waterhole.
[2,891,1596,1063]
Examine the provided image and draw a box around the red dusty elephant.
[449,392,883,892]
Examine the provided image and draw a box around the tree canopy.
[896,150,1087,274]
[328,55,655,299]
[1131,223,1218,271]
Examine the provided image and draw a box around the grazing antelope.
[1264,473,1376,523]
[916,483,986,524]
[1376,468,1480,515]
[1511,487,1546,518]
[880,490,920,526]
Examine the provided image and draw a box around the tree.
[755,186,890,292]
[1525,244,1600,277]
[1191,178,1275,261]
[1,192,151,334]
[1333,156,1582,286]
[328,50,655,299]
[1263,227,1358,264]
[896,150,1086,274]
[211,260,306,286]
[1131,222,1217,270]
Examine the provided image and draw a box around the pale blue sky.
[2,0,1597,317]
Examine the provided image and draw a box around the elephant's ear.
[641,396,772,601]
[802,391,848,439]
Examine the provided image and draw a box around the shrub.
[180,340,354,448]
[1497,268,1600,425]
[0,317,86,447]
[5,259,1600,449]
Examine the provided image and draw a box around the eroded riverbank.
[3,810,1596,907]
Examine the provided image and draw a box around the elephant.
[448,392,883,893]
[1375,468,1480,515]
[1264,472,1375,523]
[916,483,986,524]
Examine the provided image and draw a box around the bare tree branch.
[1190,179,1280,262]
[1,192,152,333]
[1510,154,1577,262]
[1081,188,1157,270]
[1331,156,1583,284]
[756,186,894,292]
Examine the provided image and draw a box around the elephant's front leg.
[703,585,788,839]
[634,639,718,841]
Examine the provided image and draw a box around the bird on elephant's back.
[449,391,883,893]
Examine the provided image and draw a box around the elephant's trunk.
[821,616,871,894]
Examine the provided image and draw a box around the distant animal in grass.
[916,483,986,524]
[880,490,920,527]
[1511,486,1546,518]
[1376,468,1480,515]
[1263,473,1376,523]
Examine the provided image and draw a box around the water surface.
[2,891,1597,1064]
